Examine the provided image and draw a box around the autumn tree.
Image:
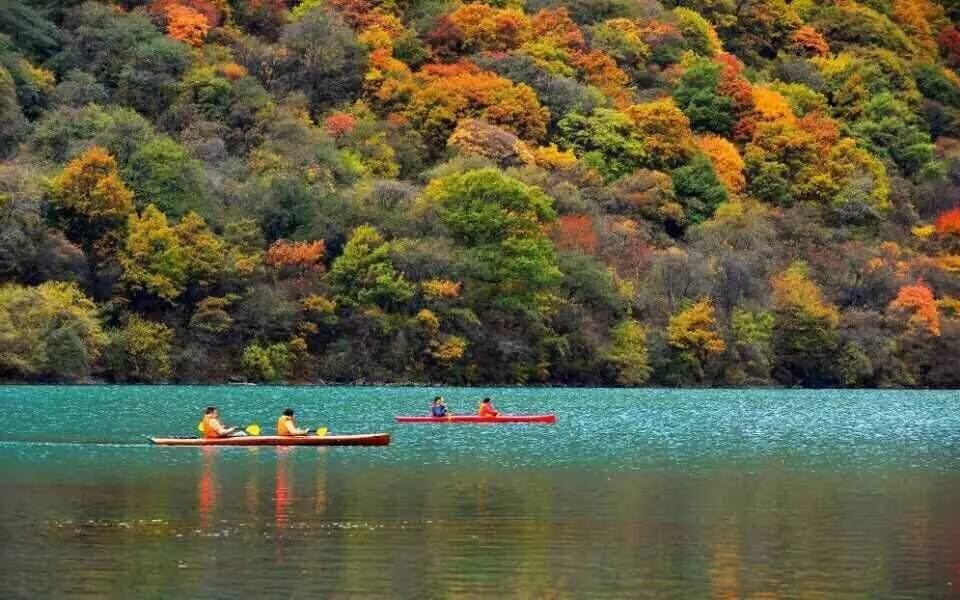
[162,3,210,47]
[790,25,830,57]
[667,297,726,383]
[696,135,745,194]
[889,283,941,336]
[770,263,840,386]
[52,146,134,252]
[625,98,696,170]
[265,239,326,277]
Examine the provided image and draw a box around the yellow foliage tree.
[53,146,133,222]
[668,297,727,359]
[625,98,696,169]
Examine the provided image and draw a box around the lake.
[0,386,958,598]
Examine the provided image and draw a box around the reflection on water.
[0,386,958,598]
[198,448,216,529]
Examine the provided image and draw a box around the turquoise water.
[1,386,958,597]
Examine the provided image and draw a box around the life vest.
[277,415,294,436]
[201,415,220,438]
[478,403,497,417]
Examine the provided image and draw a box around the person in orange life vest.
[478,397,499,417]
[277,408,309,436]
[201,406,245,438]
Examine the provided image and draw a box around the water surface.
[1,386,958,598]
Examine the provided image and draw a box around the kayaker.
[431,396,448,417]
[201,406,245,438]
[477,397,499,418]
[277,408,309,436]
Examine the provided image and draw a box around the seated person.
[477,397,499,418]
[201,406,246,438]
[431,396,448,417]
[277,408,309,436]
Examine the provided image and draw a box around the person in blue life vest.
[430,396,449,417]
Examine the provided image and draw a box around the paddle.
[196,422,261,436]
[307,427,328,437]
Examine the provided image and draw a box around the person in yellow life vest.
[277,408,309,436]
[201,406,245,438]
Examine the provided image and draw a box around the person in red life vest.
[200,406,245,438]
[477,397,499,417]
[276,408,309,436]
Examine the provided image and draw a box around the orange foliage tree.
[531,7,585,49]
[697,135,745,194]
[571,49,632,108]
[161,3,211,47]
[422,279,462,300]
[890,283,941,336]
[372,61,549,150]
[789,25,830,57]
[265,240,326,275]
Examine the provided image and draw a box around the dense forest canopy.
[1,0,959,386]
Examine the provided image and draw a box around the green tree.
[119,204,187,302]
[276,7,367,115]
[605,318,651,385]
[0,281,106,380]
[0,62,24,158]
[242,341,293,383]
[104,316,174,382]
[671,154,728,224]
[673,58,736,134]
[557,109,647,181]
[124,137,213,220]
[420,168,562,311]
[327,225,414,311]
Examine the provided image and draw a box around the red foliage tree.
[553,215,599,253]
[715,53,754,115]
[324,113,357,138]
[938,27,960,67]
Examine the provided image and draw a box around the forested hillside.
[1,0,959,386]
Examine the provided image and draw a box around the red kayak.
[149,433,390,446]
[395,414,556,424]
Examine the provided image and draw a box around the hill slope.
[1,0,959,386]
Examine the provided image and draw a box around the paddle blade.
[245,424,261,436]
[197,422,204,433]
[316,427,328,437]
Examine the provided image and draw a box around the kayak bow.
[149,433,390,446]
[394,414,556,424]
